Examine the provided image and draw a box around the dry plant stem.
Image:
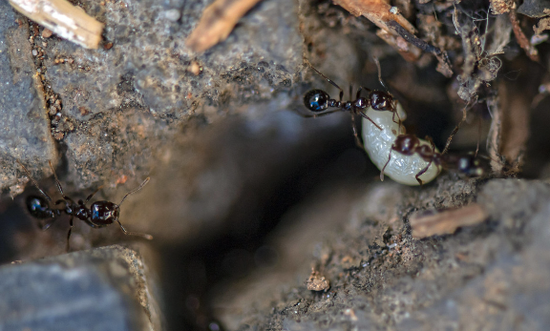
[186,0,262,52]
[333,0,451,75]
[442,102,471,155]
[8,0,103,49]
[332,0,417,34]
[487,94,504,174]
[409,204,487,239]
[497,80,530,174]
[509,9,539,62]
[386,20,452,77]
[333,0,423,61]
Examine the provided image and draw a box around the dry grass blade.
[8,0,104,49]
[410,204,488,239]
[186,0,262,52]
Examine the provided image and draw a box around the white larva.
[361,103,442,186]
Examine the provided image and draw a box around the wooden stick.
[186,0,262,52]
[8,0,104,49]
[410,204,487,239]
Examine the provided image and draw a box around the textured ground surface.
[214,177,550,330]
[2,0,550,330]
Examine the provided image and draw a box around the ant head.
[90,201,119,225]
[457,156,486,177]
[392,134,419,155]
[304,89,330,112]
[26,195,56,219]
[369,91,394,112]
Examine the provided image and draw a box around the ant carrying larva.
[17,160,153,251]
[301,59,401,148]
[303,58,487,185]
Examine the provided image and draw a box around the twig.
[186,0,262,52]
[410,204,487,239]
[509,8,539,62]
[8,0,104,49]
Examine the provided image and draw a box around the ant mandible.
[18,160,153,251]
[302,60,399,148]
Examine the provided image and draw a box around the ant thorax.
[361,101,442,185]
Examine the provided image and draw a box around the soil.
[1,0,550,330]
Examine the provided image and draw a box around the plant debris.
[332,0,452,75]
[409,204,488,239]
[186,0,263,52]
[8,0,103,49]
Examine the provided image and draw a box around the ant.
[382,134,487,185]
[302,59,400,148]
[18,160,153,251]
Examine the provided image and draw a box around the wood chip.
[186,0,262,52]
[410,204,488,239]
[8,0,104,49]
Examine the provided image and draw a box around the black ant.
[302,59,400,147]
[382,134,487,185]
[18,160,153,251]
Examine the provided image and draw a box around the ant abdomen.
[26,195,58,219]
[304,89,330,112]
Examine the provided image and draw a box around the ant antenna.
[116,220,153,240]
[17,160,53,203]
[118,177,150,206]
[373,56,389,91]
[304,57,345,101]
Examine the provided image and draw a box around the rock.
[0,2,57,195]
[0,245,161,331]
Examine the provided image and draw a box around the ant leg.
[39,219,55,230]
[356,86,362,98]
[350,114,365,149]
[415,138,437,185]
[356,86,371,99]
[66,215,74,252]
[380,149,393,181]
[298,108,342,118]
[116,220,153,240]
[48,161,74,203]
[84,186,103,204]
[349,85,353,101]
[16,160,53,203]
[357,112,383,131]
[415,163,430,186]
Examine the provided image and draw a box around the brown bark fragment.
[410,204,487,239]
[186,0,262,52]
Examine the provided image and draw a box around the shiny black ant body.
[382,134,487,185]
[18,160,153,251]
[302,59,402,147]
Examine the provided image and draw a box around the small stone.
[306,268,330,292]
[42,28,53,38]
[164,9,181,22]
